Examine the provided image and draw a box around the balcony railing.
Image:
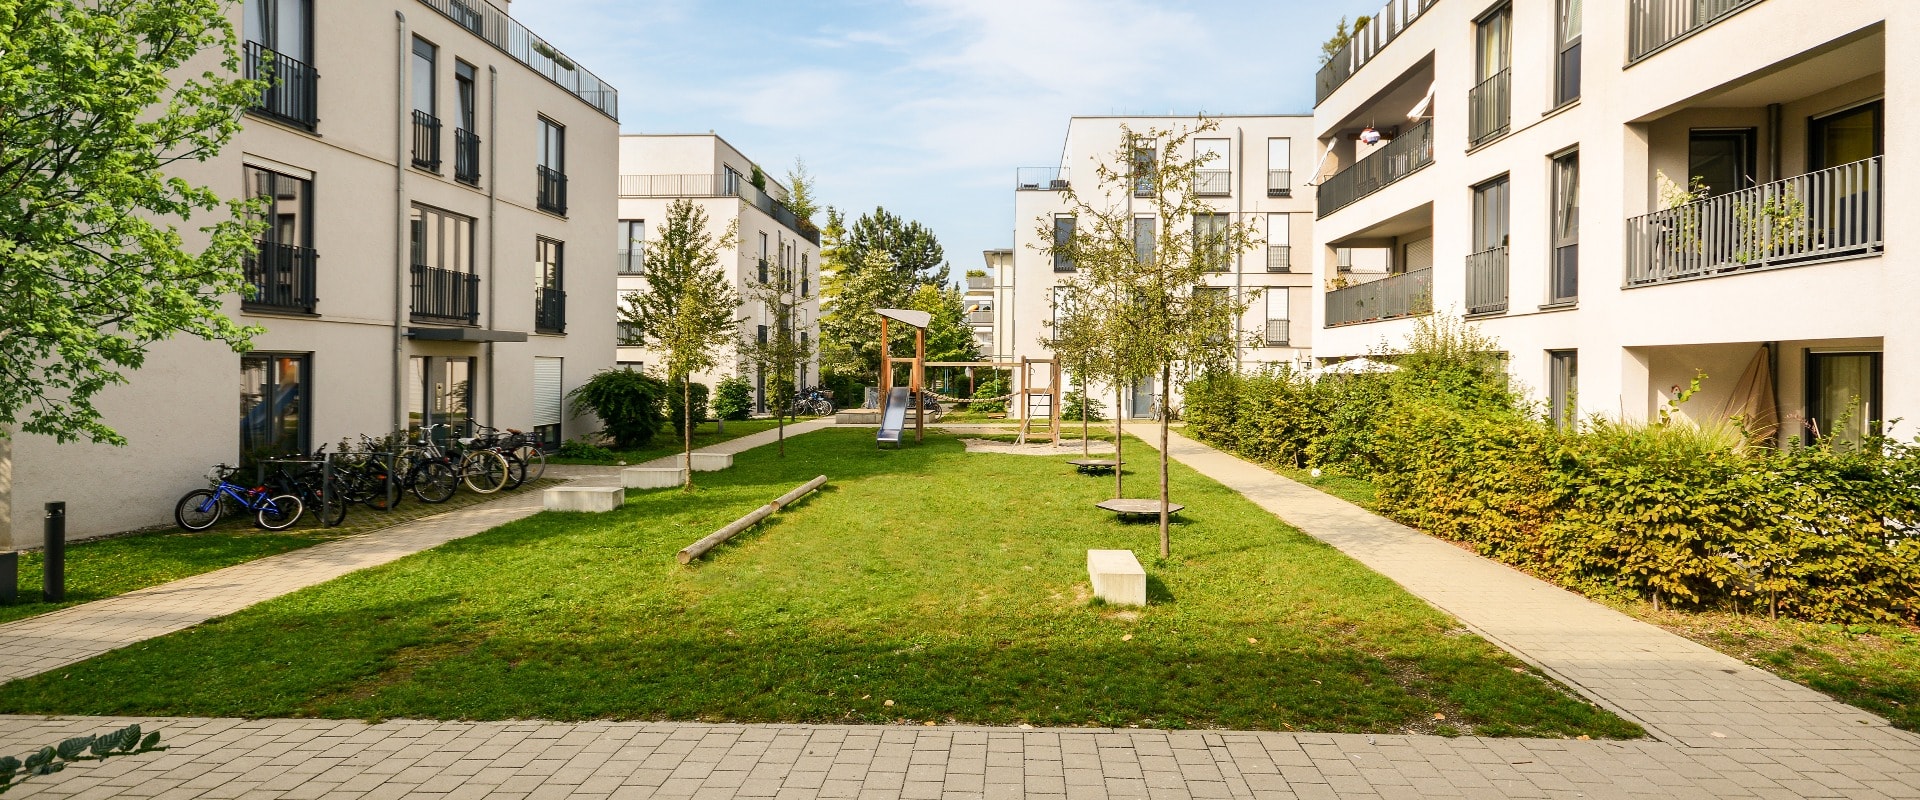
[1465,246,1508,315]
[535,287,566,334]
[454,128,481,184]
[1317,120,1433,218]
[413,0,619,120]
[1468,69,1511,147]
[1315,0,1441,105]
[1266,245,1292,273]
[1016,167,1070,191]
[243,241,318,314]
[243,41,319,130]
[1264,319,1291,346]
[411,111,441,172]
[618,247,646,275]
[1325,268,1432,327]
[968,310,993,325]
[536,165,567,215]
[617,173,820,245]
[1267,170,1292,197]
[1194,169,1231,196]
[1626,156,1882,287]
[410,264,480,325]
[1629,0,1764,63]
[966,275,992,290]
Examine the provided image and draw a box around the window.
[532,357,563,448]
[1133,217,1155,265]
[1050,286,1072,337]
[1194,138,1230,195]
[1472,176,1510,252]
[801,253,810,296]
[409,205,477,323]
[410,38,439,171]
[1192,213,1230,272]
[1052,216,1075,272]
[537,117,567,214]
[242,166,316,313]
[1550,151,1579,304]
[1476,5,1511,81]
[1548,350,1577,428]
[408,356,475,437]
[723,167,742,196]
[1264,288,1290,346]
[240,353,309,461]
[1267,138,1292,196]
[1555,0,1582,106]
[1806,352,1881,446]
[453,61,480,184]
[1131,137,1156,197]
[1689,129,1756,197]
[1470,175,1511,315]
[242,0,316,128]
[758,233,770,284]
[245,0,311,63]
[619,220,644,274]
[1193,287,1231,346]
[1266,213,1291,272]
[1810,100,1883,170]
[535,238,564,334]
[1471,4,1512,145]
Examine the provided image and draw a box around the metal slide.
[876,387,910,447]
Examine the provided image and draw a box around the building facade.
[615,134,822,412]
[967,254,1006,357]
[0,0,620,545]
[1311,0,1906,442]
[1006,115,1319,419]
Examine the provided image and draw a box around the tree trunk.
[683,379,694,490]
[777,392,786,458]
[1113,380,1124,499]
[1080,361,1090,458]
[1158,363,1171,560]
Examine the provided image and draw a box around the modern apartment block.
[0,0,619,545]
[615,134,822,412]
[967,253,1006,357]
[1007,116,1318,418]
[1311,0,1905,442]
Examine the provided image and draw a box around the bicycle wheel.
[410,461,459,503]
[461,450,509,494]
[255,494,304,530]
[312,478,349,526]
[513,444,546,482]
[500,452,528,490]
[363,466,404,511]
[174,489,224,531]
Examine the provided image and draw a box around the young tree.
[739,253,816,457]
[1041,118,1261,558]
[818,208,953,384]
[0,0,268,445]
[784,158,821,240]
[619,199,741,488]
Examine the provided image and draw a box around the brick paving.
[0,422,1917,798]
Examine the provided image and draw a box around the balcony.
[1465,246,1508,315]
[535,287,566,334]
[243,241,318,314]
[1626,156,1882,287]
[1016,167,1070,191]
[536,165,567,215]
[1266,245,1292,273]
[1315,0,1440,105]
[413,0,619,120]
[1468,69,1511,148]
[1325,268,1432,327]
[968,310,994,326]
[410,264,480,325]
[1267,170,1292,197]
[966,275,992,290]
[454,128,481,184]
[411,111,441,172]
[1318,120,1433,218]
[243,41,319,130]
[1629,0,1764,63]
[618,173,819,244]
[1264,319,1291,346]
[1194,169,1231,196]
[618,247,646,275]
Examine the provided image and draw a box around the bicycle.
[263,454,349,527]
[1149,393,1180,422]
[418,423,509,494]
[471,423,541,489]
[174,464,304,531]
[787,386,835,417]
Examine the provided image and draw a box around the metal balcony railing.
[968,311,993,325]
[1626,156,1882,287]
[1194,169,1231,196]
[1465,246,1508,315]
[243,41,319,130]
[1016,167,1071,191]
[617,173,819,244]
[1317,120,1433,218]
[1267,170,1292,197]
[1629,0,1764,63]
[1266,245,1292,273]
[1468,69,1511,147]
[535,287,566,334]
[1314,0,1441,105]
[1325,267,1432,327]
[243,241,318,314]
[454,128,481,184]
[413,0,619,119]
[411,111,441,172]
[410,264,480,324]
[536,165,567,215]
[618,247,646,275]
[1264,319,1291,346]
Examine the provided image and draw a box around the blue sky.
[511,0,1379,277]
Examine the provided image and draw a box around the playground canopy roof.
[875,308,931,329]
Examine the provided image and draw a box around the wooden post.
[913,327,926,443]
[1050,359,1062,444]
[878,316,890,401]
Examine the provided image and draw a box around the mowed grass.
[550,418,796,465]
[0,430,1637,738]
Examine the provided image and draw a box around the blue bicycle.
[174,464,304,531]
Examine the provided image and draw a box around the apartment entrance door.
[1130,376,1155,419]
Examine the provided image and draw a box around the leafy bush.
[556,438,615,461]
[1062,387,1106,422]
[667,379,710,436]
[821,368,865,410]
[970,375,1010,414]
[567,368,666,449]
[714,376,753,421]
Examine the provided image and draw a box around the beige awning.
[876,308,931,328]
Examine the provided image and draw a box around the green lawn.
[0,430,1636,738]
[550,418,799,465]
[0,479,557,626]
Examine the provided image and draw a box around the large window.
[1264,288,1290,346]
[619,219,645,274]
[408,356,475,437]
[1555,0,1582,106]
[537,117,567,214]
[535,238,565,334]
[242,165,316,313]
[1472,176,1510,252]
[410,38,439,171]
[1548,350,1577,429]
[1810,100,1883,170]
[244,0,310,63]
[1266,138,1292,197]
[242,0,316,128]
[453,61,479,184]
[1266,213,1291,272]
[1689,129,1755,197]
[1132,217,1155,265]
[1131,137,1155,197]
[1192,213,1230,272]
[240,353,309,461]
[1471,4,1513,145]
[1193,138,1230,195]
[409,205,477,323]
[1807,352,1881,446]
[1550,151,1579,304]
[1052,215,1075,272]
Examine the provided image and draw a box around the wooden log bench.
[1087,549,1147,606]
[544,485,625,512]
[1095,498,1184,519]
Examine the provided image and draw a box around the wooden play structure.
[875,308,1062,445]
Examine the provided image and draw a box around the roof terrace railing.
[416,0,619,120]
[1315,0,1440,106]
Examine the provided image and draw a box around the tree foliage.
[783,158,821,239]
[739,239,818,455]
[0,0,268,444]
[818,208,965,382]
[566,368,666,450]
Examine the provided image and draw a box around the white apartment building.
[0,0,619,545]
[967,254,1004,356]
[615,134,822,412]
[1310,0,1907,443]
[1007,116,1318,418]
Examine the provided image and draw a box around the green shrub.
[1062,387,1106,422]
[971,375,1010,414]
[556,438,615,461]
[668,379,710,435]
[567,368,666,449]
[714,376,753,421]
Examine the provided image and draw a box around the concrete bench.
[623,467,687,489]
[1087,549,1147,606]
[544,485,624,513]
[690,452,733,472]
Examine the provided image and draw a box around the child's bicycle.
[174,464,305,531]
